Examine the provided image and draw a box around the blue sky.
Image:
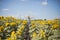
[0,0,60,19]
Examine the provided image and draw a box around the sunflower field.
[0,16,60,40]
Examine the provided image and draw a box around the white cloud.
[41,2,48,6]
[20,0,28,1]
[2,9,9,11]
[2,9,9,14]
[21,0,25,1]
